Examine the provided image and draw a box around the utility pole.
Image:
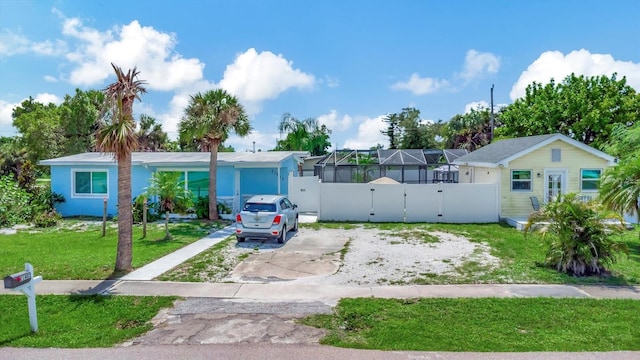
[490,84,495,142]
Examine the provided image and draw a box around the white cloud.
[391,73,449,95]
[324,75,340,88]
[44,75,58,82]
[342,115,388,149]
[218,48,316,115]
[60,15,205,91]
[457,49,500,82]
[464,101,489,113]
[317,110,352,132]
[0,29,67,57]
[510,49,640,100]
[34,92,62,105]
[0,100,15,134]
[226,130,280,153]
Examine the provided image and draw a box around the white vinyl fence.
[289,175,499,223]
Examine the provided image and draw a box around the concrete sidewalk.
[3,279,639,303]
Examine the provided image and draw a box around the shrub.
[525,193,629,276]
[0,175,31,227]
[194,196,209,219]
[33,210,62,228]
[133,196,161,223]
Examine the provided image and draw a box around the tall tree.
[444,108,494,151]
[179,89,250,220]
[58,89,104,155]
[12,97,64,164]
[381,108,439,149]
[96,63,147,273]
[136,114,170,152]
[274,113,332,156]
[497,73,640,149]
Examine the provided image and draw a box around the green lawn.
[0,220,227,279]
[301,297,640,352]
[0,295,176,348]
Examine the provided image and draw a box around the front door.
[544,169,567,203]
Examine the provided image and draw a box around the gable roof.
[39,151,310,167]
[452,133,616,168]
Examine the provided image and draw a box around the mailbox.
[4,270,32,289]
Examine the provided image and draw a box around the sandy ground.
[224,226,500,286]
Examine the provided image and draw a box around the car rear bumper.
[235,226,283,239]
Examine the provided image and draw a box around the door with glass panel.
[544,169,566,203]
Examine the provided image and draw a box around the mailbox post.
[4,263,42,332]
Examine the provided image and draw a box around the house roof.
[452,133,616,168]
[39,151,310,167]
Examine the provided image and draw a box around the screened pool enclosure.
[310,149,468,184]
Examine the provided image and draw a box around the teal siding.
[48,153,301,217]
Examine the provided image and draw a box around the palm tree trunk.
[165,210,170,239]
[115,152,133,272]
[208,141,220,220]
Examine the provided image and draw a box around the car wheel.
[237,235,245,242]
[277,229,285,244]
[293,216,298,231]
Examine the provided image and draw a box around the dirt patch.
[223,226,500,286]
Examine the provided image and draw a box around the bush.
[525,193,629,276]
[194,196,209,219]
[33,210,62,228]
[0,176,31,227]
[133,196,161,223]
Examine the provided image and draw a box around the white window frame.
[72,169,109,198]
[580,168,602,192]
[511,169,532,192]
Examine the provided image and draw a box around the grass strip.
[301,297,640,351]
[0,295,176,348]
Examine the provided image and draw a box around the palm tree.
[144,171,193,240]
[179,89,250,220]
[599,157,640,223]
[524,193,628,276]
[276,113,331,156]
[136,114,169,152]
[96,63,147,272]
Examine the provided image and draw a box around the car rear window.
[243,202,276,212]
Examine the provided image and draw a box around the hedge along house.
[39,151,308,218]
[452,133,617,228]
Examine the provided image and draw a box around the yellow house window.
[580,169,601,191]
[511,170,532,191]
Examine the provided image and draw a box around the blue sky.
[1,0,639,152]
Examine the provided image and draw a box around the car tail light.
[236,214,242,224]
[272,215,282,225]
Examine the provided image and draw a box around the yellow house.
[452,133,616,228]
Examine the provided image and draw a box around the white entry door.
[544,169,567,203]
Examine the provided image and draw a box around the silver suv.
[235,195,299,244]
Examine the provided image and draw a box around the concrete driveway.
[229,227,350,282]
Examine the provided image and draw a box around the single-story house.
[452,133,617,226]
[39,151,309,217]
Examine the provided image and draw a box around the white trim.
[580,168,602,192]
[71,169,109,198]
[498,134,616,167]
[510,169,533,192]
[543,168,568,203]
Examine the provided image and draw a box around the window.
[581,169,601,191]
[159,170,209,199]
[511,170,532,191]
[74,170,108,196]
[551,149,561,162]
